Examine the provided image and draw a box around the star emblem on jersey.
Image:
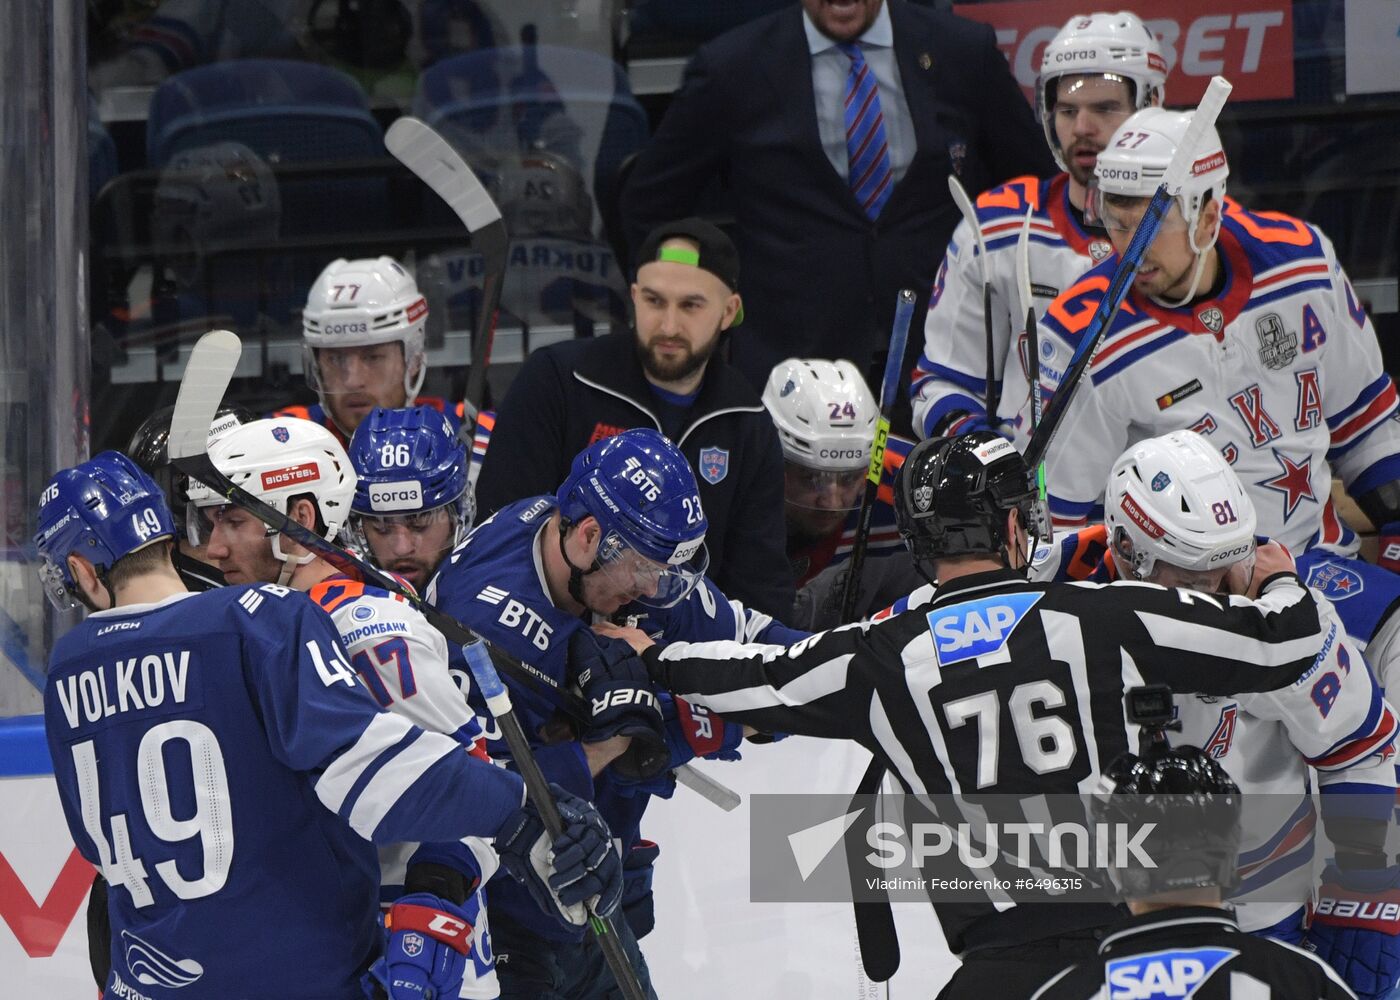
[1256,450,1316,522]
[1197,306,1224,333]
[271,426,290,443]
[1255,312,1298,370]
[1306,562,1365,601]
[699,446,729,485]
[1088,239,1113,262]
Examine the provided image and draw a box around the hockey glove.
[1306,863,1400,1000]
[620,840,661,939]
[1376,523,1400,577]
[612,693,744,790]
[570,631,666,772]
[494,782,623,927]
[362,892,475,1000]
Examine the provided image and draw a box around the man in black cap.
[474,218,795,618]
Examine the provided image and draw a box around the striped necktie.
[838,41,893,220]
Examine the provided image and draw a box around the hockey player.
[429,427,801,999]
[911,10,1165,447]
[274,256,461,444]
[126,402,252,590]
[1032,430,1400,996]
[1031,700,1359,1000]
[596,430,1345,998]
[37,451,623,1000]
[762,358,921,629]
[346,405,475,594]
[184,417,636,999]
[1035,106,1400,691]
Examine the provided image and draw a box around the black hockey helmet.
[895,431,1049,567]
[127,404,253,524]
[1091,739,1243,898]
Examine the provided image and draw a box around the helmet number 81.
[1211,500,1237,525]
[380,443,412,467]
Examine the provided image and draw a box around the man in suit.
[620,0,1054,431]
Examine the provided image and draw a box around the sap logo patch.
[1306,561,1364,601]
[927,592,1042,666]
[1105,947,1236,999]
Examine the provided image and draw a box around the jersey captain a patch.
[927,592,1042,667]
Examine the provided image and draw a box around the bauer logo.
[927,592,1042,666]
[1105,947,1236,999]
[261,462,320,490]
[369,480,423,512]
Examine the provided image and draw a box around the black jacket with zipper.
[474,331,795,619]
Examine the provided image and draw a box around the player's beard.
[1064,140,1102,190]
[636,326,721,384]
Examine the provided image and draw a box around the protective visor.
[594,529,709,609]
[782,461,868,513]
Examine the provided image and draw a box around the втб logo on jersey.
[1105,946,1236,999]
[927,592,1042,667]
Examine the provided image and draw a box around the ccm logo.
[370,480,423,512]
[261,463,320,489]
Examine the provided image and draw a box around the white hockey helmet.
[1104,430,1256,582]
[186,418,357,581]
[302,256,429,401]
[1092,108,1228,238]
[763,358,877,473]
[1037,11,1167,171]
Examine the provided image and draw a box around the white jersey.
[309,575,500,1000]
[912,173,1116,447]
[1037,203,1400,555]
[1028,528,1400,931]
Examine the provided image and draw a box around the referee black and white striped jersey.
[644,566,1336,953]
[1030,907,1357,999]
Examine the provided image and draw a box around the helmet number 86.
[380,443,412,467]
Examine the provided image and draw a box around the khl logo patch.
[699,446,729,485]
[927,591,1042,667]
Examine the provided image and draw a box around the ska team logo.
[1105,947,1236,999]
[699,447,729,485]
[1306,561,1365,601]
[927,592,1042,667]
[401,932,425,957]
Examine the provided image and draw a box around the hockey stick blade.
[385,117,508,422]
[948,176,998,422]
[839,289,916,623]
[1023,75,1232,471]
[171,331,594,724]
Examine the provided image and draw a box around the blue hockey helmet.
[34,451,176,609]
[556,428,709,608]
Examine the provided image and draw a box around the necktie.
[838,42,893,221]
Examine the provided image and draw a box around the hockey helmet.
[1104,430,1256,585]
[35,452,176,610]
[1091,108,1228,246]
[186,418,356,579]
[1037,12,1167,172]
[302,256,429,417]
[1092,739,1243,898]
[556,428,709,608]
[895,432,1049,569]
[345,405,473,572]
[127,403,253,528]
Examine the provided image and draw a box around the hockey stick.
[170,331,648,999]
[385,117,508,426]
[947,175,998,422]
[1023,75,1233,472]
[1016,207,1040,435]
[168,332,737,811]
[838,289,917,623]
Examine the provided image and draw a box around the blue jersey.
[429,497,804,942]
[44,585,524,1000]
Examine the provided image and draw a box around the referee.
[595,431,1338,997]
[1031,688,1357,999]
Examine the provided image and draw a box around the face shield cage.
[593,528,710,609]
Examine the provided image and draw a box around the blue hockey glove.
[612,693,743,787]
[362,892,475,1000]
[620,840,661,939]
[1306,864,1400,999]
[494,782,623,927]
[569,631,666,776]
